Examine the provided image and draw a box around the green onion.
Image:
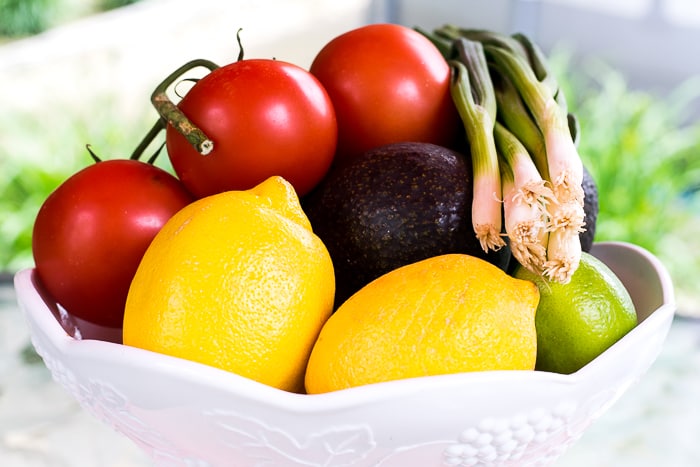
[495,122,554,274]
[482,40,584,283]
[414,26,455,59]
[492,71,549,179]
[511,32,562,106]
[421,26,587,282]
[439,26,529,59]
[449,39,505,252]
[544,197,585,283]
[483,43,584,205]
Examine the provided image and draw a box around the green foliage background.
[0,97,157,270]
[1,0,148,269]
[0,0,53,37]
[0,0,142,38]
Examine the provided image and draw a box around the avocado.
[580,164,599,252]
[302,141,511,307]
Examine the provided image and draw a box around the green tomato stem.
[129,118,165,162]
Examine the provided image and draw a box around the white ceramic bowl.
[15,241,675,467]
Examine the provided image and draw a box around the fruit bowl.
[15,241,675,467]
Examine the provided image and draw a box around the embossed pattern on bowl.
[15,242,675,467]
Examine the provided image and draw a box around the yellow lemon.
[514,251,638,374]
[305,254,539,394]
[123,176,335,393]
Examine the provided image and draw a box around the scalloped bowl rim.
[14,241,676,413]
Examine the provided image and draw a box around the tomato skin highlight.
[166,59,337,198]
[32,160,194,328]
[310,23,462,163]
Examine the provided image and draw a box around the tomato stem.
[150,59,220,156]
[85,144,101,163]
[129,119,165,161]
[236,28,245,61]
[146,142,166,165]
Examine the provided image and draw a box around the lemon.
[513,251,638,374]
[305,254,539,394]
[123,176,335,393]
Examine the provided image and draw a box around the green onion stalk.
[484,44,584,205]
[449,40,506,253]
[495,122,554,274]
[492,71,549,179]
[544,197,585,283]
[481,40,584,283]
[435,26,528,58]
[505,33,586,282]
[491,69,585,282]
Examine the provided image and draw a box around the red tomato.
[32,160,194,328]
[166,59,337,198]
[310,23,462,163]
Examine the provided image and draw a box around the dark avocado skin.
[580,164,599,252]
[302,142,511,308]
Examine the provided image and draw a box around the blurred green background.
[1,0,152,272]
[1,0,699,313]
[0,0,140,38]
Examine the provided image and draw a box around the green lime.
[513,252,638,374]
